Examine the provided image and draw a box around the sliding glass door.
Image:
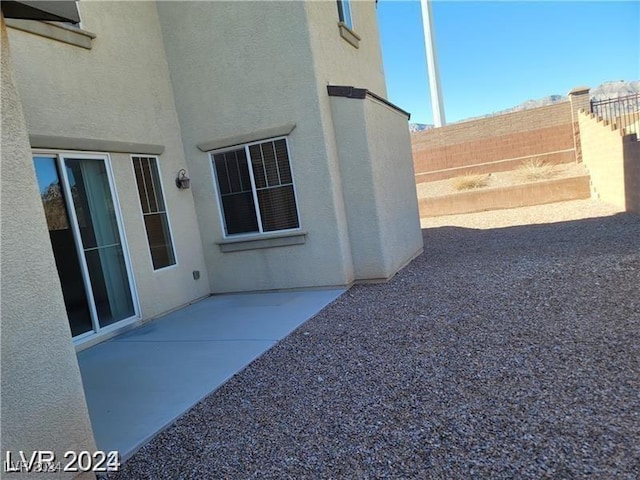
[34,153,137,340]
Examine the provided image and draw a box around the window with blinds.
[132,156,176,269]
[211,137,300,236]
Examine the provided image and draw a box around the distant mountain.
[590,80,640,101]
[409,80,640,130]
[409,123,434,133]
[474,80,640,121]
[505,94,567,112]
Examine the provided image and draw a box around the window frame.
[209,136,302,239]
[130,155,178,271]
[336,0,354,31]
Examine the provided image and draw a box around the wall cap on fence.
[569,86,590,96]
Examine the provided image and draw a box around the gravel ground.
[108,202,640,479]
[420,199,624,230]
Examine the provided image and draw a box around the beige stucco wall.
[1,14,97,478]
[330,94,423,280]
[302,0,392,285]
[328,95,381,279]
[579,111,627,210]
[7,0,418,296]
[363,96,423,275]
[305,0,387,97]
[309,0,420,280]
[157,0,413,291]
[157,1,356,292]
[7,1,210,320]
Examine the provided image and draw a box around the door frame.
[33,149,141,349]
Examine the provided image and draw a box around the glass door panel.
[34,156,93,336]
[33,153,137,339]
[84,246,134,325]
[64,158,135,328]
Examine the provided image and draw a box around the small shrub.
[452,173,490,191]
[519,158,556,181]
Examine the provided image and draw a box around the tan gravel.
[107,201,640,480]
[421,198,624,230]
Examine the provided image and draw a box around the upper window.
[336,0,353,30]
[132,156,176,270]
[211,138,300,237]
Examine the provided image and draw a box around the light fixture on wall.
[175,169,191,189]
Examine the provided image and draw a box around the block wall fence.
[624,140,640,212]
[412,88,591,183]
[579,110,640,213]
[412,87,639,215]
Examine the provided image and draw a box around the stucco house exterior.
[1,0,422,474]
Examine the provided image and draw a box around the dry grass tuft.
[518,159,556,181]
[452,173,491,191]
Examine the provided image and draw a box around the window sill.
[217,231,307,253]
[338,22,360,49]
[6,19,96,49]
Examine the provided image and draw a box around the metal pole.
[420,0,446,127]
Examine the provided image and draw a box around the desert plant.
[518,158,556,181]
[452,173,490,191]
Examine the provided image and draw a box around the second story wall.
[305,0,387,96]
[157,1,357,292]
[9,2,179,151]
[7,1,211,320]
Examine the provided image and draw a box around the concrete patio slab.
[77,289,344,460]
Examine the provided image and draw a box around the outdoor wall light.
[176,169,191,189]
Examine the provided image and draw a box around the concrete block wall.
[623,136,640,212]
[568,87,591,162]
[579,110,639,212]
[419,175,591,217]
[412,102,575,182]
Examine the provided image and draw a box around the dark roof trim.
[327,85,411,119]
[1,1,80,23]
[327,85,367,99]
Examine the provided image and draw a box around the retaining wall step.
[419,175,591,217]
[415,150,576,184]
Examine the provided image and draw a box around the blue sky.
[377,1,640,124]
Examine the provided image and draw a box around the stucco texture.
[305,0,387,97]
[330,94,423,280]
[157,1,357,292]
[308,0,420,280]
[1,14,97,478]
[364,97,424,275]
[7,1,210,321]
[157,0,418,292]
